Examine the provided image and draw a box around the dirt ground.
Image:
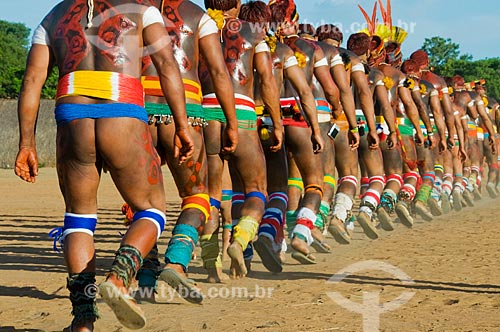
[0,168,499,332]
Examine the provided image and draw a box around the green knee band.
[415,184,432,203]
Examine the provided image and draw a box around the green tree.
[0,20,58,99]
[0,20,30,98]
[422,36,500,100]
[439,57,500,100]
[422,36,460,68]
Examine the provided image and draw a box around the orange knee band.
[304,184,324,198]
[182,194,210,222]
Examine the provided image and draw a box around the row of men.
[14,0,499,331]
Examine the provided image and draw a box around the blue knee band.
[133,208,166,239]
[245,191,267,205]
[210,197,221,210]
[222,189,233,202]
[49,213,97,252]
[165,224,199,271]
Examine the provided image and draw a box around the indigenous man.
[346,33,399,232]
[136,0,238,301]
[202,0,282,278]
[471,82,498,197]
[411,50,468,212]
[344,31,403,238]
[15,0,193,330]
[401,59,449,218]
[269,0,359,262]
[239,2,323,271]
[368,38,424,228]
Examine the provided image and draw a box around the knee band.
[387,174,404,187]
[443,173,453,180]
[210,197,221,210]
[305,184,324,199]
[422,172,436,183]
[338,176,358,187]
[403,171,420,182]
[269,192,288,207]
[182,194,210,222]
[360,177,370,189]
[288,177,304,190]
[133,208,166,240]
[369,176,386,186]
[434,164,444,174]
[63,213,97,239]
[324,174,337,189]
[222,189,233,202]
[49,213,98,252]
[231,192,245,205]
[246,191,267,205]
[471,166,481,174]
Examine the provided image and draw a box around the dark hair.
[410,49,429,67]
[204,0,238,11]
[269,0,297,26]
[452,75,465,88]
[347,33,370,56]
[401,59,419,75]
[316,24,343,43]
[298,23,315,36]
[239,1,270,23]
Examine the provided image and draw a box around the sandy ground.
[0,167,499,332]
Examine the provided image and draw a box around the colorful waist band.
[396,117,413,127]
[142,76,202,103]
[280,97,299,108]
[315,98,331,114]
[145,102,205,118]
[54,103,148,126]
[203,93,255,112]
[57,71,144,106]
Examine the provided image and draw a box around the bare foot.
[279,250,286,263]
[290,236,316,260]
[327,216,351,245]
[206,267,229,284]
[227,242,247,279]
[311,227,332,253]
[99,275,146,329]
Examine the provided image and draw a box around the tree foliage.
[0,20,30,98]
[422,36,460,68]
[0,20,57,99]
[422,36,500,100]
